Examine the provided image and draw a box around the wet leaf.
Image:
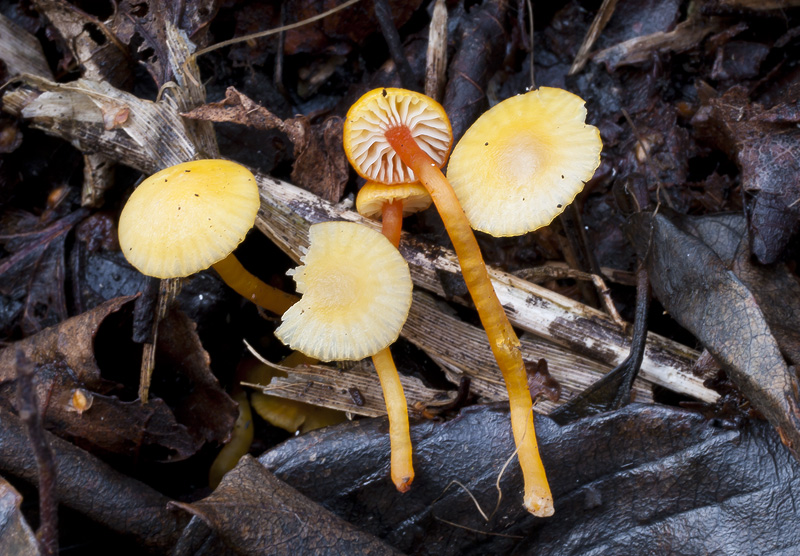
[262,403,800,555]
[625,211,800,456]
[171,456,403,555]
[0,477,38,556]
[0,405,187,551]
[0,297,205,460]
[693,85,800,263]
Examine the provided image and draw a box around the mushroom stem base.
[212,254,298,315]
[373,347,414,493]
[385,125,553,516]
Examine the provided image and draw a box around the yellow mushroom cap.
[356,182,432,219]
[343,88,453,185]
[446,87,603,237]
[118,160,259,279]
[275,221,413,362]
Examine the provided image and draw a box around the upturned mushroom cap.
[343,88,453,184]
[274,221,413,362]
[118,159,259,279]
[446,87,602,237]
[356,181,432,219]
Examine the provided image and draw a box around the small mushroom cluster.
[118,85,601,516]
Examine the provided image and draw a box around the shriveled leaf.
[625,211,800,455]
[693,85,800,263]
[674,212,800,365]
[171,456,403,555]
[262,403,800,555]
[0,477,38,556]
[0,208,88,336]
[0,12,53,79]
[0,297,209,460]
[0,405,187,551]
[182,87,348,202]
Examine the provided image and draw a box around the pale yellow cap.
[275,221,413,362]
[356,182,432,219]
[447,87,602,237]
[118,160,259,278]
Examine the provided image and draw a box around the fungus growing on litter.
[355,180,432,492]
[356,181,431,246]
[447,87,602,236]
[343,88,553,516]
[274,221,413,362]
[118,159,296,314]
[274,220,415,492]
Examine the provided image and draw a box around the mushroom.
[343,87,553,516]
[274,220,415,492]
[447,87,602,236]
[356,181,431,246]
[354,180,432,491]
[118,159,297,314]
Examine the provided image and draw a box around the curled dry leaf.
[0,477,38,556]
[0,297,222,461]
[262,403,800,555]
[171,456,403,555]
[181,87,348,202]
[0,405,187,551]
[625,211,800,456]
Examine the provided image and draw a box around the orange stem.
[376,198,413,492]
[381,199,404,248]
[385,125,553,516]
[212,253,298,315]
[373,347,414,492]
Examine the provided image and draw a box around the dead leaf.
[171,456,403,555]
[182,87,348,202]
[0,296,207,460]
[155,308,238,447]
[625,211,800,456]
[262,403,800,555]
[0,405,187,551]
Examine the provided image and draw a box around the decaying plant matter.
[2,0,800,553]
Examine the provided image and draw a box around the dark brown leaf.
[171,455,403,555]
[0,405,187,551]
[155,308,238,447]
[625,211,800,456]
[0,208,88,336]
[0,297,205,460]
[261,403,800,555]
[183,87,348,202]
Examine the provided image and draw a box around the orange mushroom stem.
[384,125,553,516]
[372,196,413,492]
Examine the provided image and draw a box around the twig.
[374,0,418,89]
[425,0,448,101]
[569,0,619,75]
[15,350,58,556]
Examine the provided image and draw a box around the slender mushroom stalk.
[275,221,415,492]
[119,159,296,316]
[355,181,432,492]
[344,88,552,516]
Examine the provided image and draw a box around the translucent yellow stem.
[212,253,298,315]
[386,126,553,516]
[373,347,414,492]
